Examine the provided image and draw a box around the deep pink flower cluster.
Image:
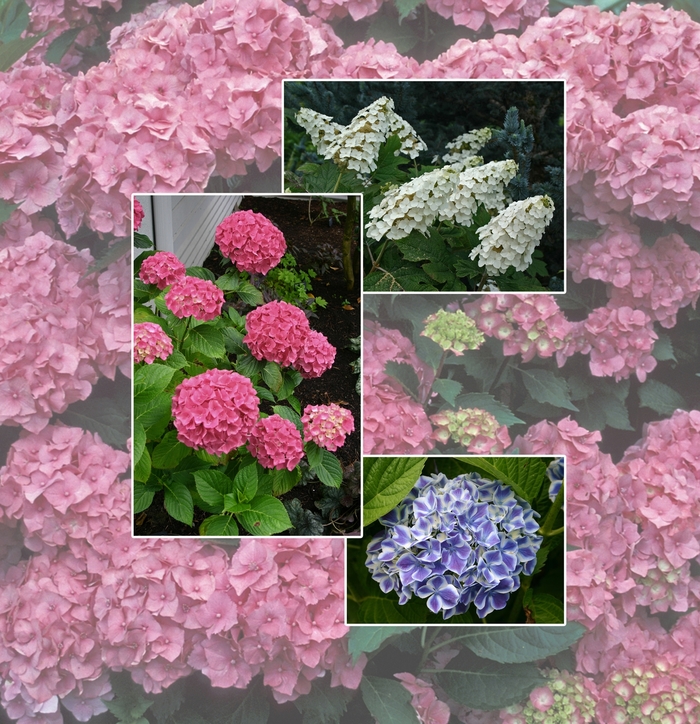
[247,415,304,470]
[134,322,174,364]
[165,276,224,321]
[138,251,186,290]
[55,0,345,237]
[244,301,335,377]
[0,423,364,721]
[172,369,260,455]
[363,321,434,455]
[301,403,354,452]
[295,330,336,379]
[0,63,68,216]
[0,233,101,433]
[215,210,286,274]
[133,198,145,230]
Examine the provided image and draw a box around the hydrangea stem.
[539,485,564,537]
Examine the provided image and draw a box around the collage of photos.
[3,0,700,718]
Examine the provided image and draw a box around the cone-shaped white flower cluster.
[295,97,427,175]
[470,195,555,275]
[442,127,493,164]
[365,159,517,241]
[294,108,343,155]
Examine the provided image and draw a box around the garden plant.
[349,456,565,625]
[1,0,700,721]
[285,81,565,291]
[134,200,357,536]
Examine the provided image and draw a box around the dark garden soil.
[134,195,362,538]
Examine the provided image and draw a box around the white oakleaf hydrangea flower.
[441,159,519,225]
[296,97,426,176]
[294,108,343,155]
[442,127,493,164]
[470,194,555,275]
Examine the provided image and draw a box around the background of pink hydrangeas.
[2,0,700,721]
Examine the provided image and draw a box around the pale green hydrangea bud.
[430,407,510,453]
[470,194,555,275]
[421,309,484,355]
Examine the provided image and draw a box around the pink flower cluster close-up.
[138,251,186,290]
[215,209,287,274]
[171,369,260,455]
[133,322,174,364]
[301,403,355,452]
[247,414,305,470]
[244,300,336,378]
[164,276,225,321]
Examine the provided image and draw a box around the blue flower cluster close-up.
[365,472,543,619]
[546,457,565,502]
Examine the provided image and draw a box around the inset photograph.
[284,80,565,293]
[348,456,565,624]
[133,194,361,537]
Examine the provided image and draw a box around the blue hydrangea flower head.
[546,457,564,502]
[365,471,542,619]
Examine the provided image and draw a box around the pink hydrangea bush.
[172,369,260,455]
[243,300,311,366]
[164,276,225,321]
[301,403,355,451]
[138,251,186,289]
[294,329,336,379]
[134,322,174,364]
[247,415,305,470]
[215,209,287,274]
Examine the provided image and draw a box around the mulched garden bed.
[134,195,362,537]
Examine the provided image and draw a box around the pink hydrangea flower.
[215,209,286,274]
[165,276,224,321]
[247,415,304,471]
[301,403,354,452]
[134,322,173,364]
[133,198,145,230]
[295,330,336,379]
[172,369,260,455]
[395,673,451,724]
[244,300,311,367]
[138,251,186,290]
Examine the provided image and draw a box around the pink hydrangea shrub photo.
[133,194,359,538]
[1,0,699,721]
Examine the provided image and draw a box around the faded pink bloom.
[134,322,173,364]
[301,403,354,451]
[138,251,186,289]
[247,415,305,471]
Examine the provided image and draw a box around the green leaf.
[525,592,565,624]
[135,392,172,439]
[163,350,188,369]
[236,353,266,377]
[364,15,419,54]
[309,449,343,488]
[58,396,130,449]
[395,229,440,262]
[461,624,584,664]
[237,281,264,306]
[0,0,29,42]
[216,272,240,291]
[353,596,423,624]
[185,266,216,281]
[134,363,176,398]
[163,478,194,526]
[432,378,462,406]
[133,480,156,514]
[437,656,544,711]
[294,680,353,724]
[0,33,44,71]
[638,379,686,415]
[237,495,292,535]
[384,361,420,399]
[134,442,152,483]
[373,134,410,184]
[230,682,270,724]
[234,463,259,502]
[263,362,284,394]
[360,676,417,724]
[363,457,427,526]
[151,430,192,469]
[44,26,81,63]
[200,514,239,536]
[422,259,455,286]
[273,404,303,433]
[0,199,19,225]
[395,0,426,21]
[270,467,302,496]
[364,266,436,292]
[133,422,146,471]
[184,325,226,359]
[567,220,602,240]
[454,393,524,426]
[348,627,418,664]
[520,368,578,411]
[133,232,153,250]
[194,469,234,508]
[652,333,676,362]
[284,498,325,536]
